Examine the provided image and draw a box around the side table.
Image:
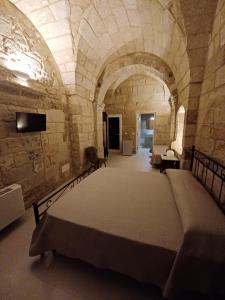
[160,155,180,173]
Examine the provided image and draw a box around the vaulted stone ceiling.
[10,0,188,97]
[10,0,218,123]
[10,0,75,87]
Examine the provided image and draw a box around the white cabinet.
[123,140,133,156]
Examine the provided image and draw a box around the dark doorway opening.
[102,112,108,158]
[108,116,120,150]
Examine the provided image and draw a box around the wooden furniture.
[160,154,180,173]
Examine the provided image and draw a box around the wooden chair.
[85,146,107,170]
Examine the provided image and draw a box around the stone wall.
[195,0,225,164]
[0,1,72,207]
[104,75,171,151]
[68,94,95,170]
[181,0,218,163]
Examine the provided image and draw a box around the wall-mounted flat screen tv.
[16,112,46,133]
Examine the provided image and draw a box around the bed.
[30,146,225,298]
[151,144,168,165]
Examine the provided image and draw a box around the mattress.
[29,168,225,298]
[30,168,182,288]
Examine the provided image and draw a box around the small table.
[160,155,180,173]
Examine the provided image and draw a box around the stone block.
[41,134,49,148]
[33,158,44,173]
[2,164,33,185]
[22,135,42,150]
[6,138,24,152]
[48,133,63,145]
[215,64,225,87]
[0,105,15,121]
[214,140,225,163]
[39,20,71,40]
[54,48,74,65]
[47,35,73,52]
[201,73,216,94]
[212,126,225,140]
[190,66,204,82]
[47,109,65,122]
[185,124,197,137]
[14,151,30,167]
[55,123,65,133]
[0,124,8,139]
[188,33,209,50]
[0,154,15,171]
[50,0,69,20]
[220,25,225,47]
[61,72,75,85]
[188,48,207,67]
[186,110,198,124]
[189,83,202,97]
[29,7,55,26]
[0,140,10,155]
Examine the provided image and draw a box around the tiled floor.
[0,150,216,300]
[106,148,154,172]
[0,210,164,300]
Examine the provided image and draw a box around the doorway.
[107,115,122,151]
[136,113,155,152]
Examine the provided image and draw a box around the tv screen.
[16,112,46,133]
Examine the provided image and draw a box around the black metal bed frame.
[32,166,94,226]
[190,145,225,212]
[32,145,225,226]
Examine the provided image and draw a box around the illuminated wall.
[0,1,72,207]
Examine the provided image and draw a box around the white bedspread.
[29,168,225,298]
[30,168,182,289]
[164,169,225,297]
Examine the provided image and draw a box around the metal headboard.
[190,145,225,213]
[32,166,94,226]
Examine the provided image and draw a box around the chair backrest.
[85,146,98,164]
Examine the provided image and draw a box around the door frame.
[136,112,156,152]
[107,114,122,151]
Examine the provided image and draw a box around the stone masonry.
[105,75,171,151]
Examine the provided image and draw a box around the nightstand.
[160,155,180,173]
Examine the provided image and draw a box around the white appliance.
[123,140,133,156]
[0,184,25,231]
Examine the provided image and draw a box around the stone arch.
[94,53,179,155]
[96,64,172,107]
[74,0,189,102]
[95,52,178,104]
[171,105,186,155]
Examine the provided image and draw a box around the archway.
[171,105,185,155]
